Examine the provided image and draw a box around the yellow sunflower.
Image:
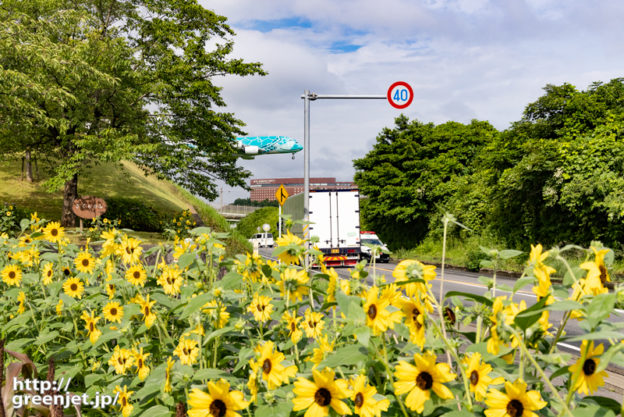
[113,385,134,417]
[203,300,230,329]
[247,294,274,323]
[135,294,157,328]
[2,264,22,286]
[103,301,124,323]
[164,357,175,393]
[591,246,611,285]
[42,221,64,243]
[173,337,200,366]
[118,235,143,265]
[106,283,115,299]
[350,375,390,417]
[249,341,297,389]
[462,352,504,401]
[363,286,403,335]
[275,231,304,265]
[401,297,429,349]
[279,267,309,303]
[485,379,546,417]
[307,335,334,368]
[125,264,147,287]
[392,259,436,298]
[74,251,96,274]
[292,368,351,417]
[301,308,325,339]
[63,277,84,299]
[569,340,608,395]
[80,310,102,344]
[56,299,63,316]
[41,262,54,285]
[326,268,339,303]
[17,291,26,315]
[282,310,303,343]
[108,346,134,375]
[188,379,249,417]
[394,351,456,413]
[157,264,183,296]
[62,266,72,278]
[133,348,151,381]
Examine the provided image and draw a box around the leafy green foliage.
[353,115,497,249]
[236,207,279,238]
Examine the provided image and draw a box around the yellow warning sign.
[275,184,289,206]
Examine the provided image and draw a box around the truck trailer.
[282,189,361,267]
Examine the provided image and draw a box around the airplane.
[233,136,303,158]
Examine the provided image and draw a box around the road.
[258,248,624,396]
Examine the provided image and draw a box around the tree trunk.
[61,174,78,227]
[24,150,33,182]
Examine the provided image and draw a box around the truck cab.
[360,231,390,263]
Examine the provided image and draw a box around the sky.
[200,0,624,206]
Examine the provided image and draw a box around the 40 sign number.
[387,81,414,109]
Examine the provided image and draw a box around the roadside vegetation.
[356,79,624,278]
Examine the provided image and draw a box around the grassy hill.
[0,158,252,253]
[0,159,191,219]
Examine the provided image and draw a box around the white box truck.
[283,189,361,267]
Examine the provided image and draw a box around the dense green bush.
[103,197,167,232]
[236,206,278,238]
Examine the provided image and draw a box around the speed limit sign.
[387,81,414,109]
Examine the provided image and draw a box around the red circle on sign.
[387,81,414,109]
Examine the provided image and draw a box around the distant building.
[250,177,356,202]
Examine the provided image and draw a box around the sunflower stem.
[510,327,573,417]
[380,336,410,417]
[438,216,453,366]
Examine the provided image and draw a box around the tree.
[353,115,497,249]
[0,0,265,226]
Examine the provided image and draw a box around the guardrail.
[218,205,262,217]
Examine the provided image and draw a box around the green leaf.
[255,402,293,417]
[499,249,524,259]
[353,326,371,348]
[137,405,171,417]
[442,411,479,417]
[572,404,615,417]
[567,330,624,342]
[514,296,548,331]
[180,292,212,319]
[320,345,368,368]
[444,291,493,307]
[20,218,29,231]
[585,293,616,329]
[549,366,570,381]
[35,330,59,345]
[513,276,534,293]
[178,253,196,269]
[581,397,622,416]
[595,343,624,373]
[194,368,228,381]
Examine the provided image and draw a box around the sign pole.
[278,205,282,239]
[303,90,311,270]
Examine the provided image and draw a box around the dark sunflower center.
[506,399,524,417]
[598,265,608,284]
[314,388,332,406]
[139,359,143,368]
[183,348,190,355]
[47,270,52,277]
[122,397,127,406]
[256,304,265,312]
[290,322,296,331]
[110,308,117,316]
[8,271,15,279]
[144,306,150,315]
[583,358,596,376]
[416,372,433,390]
[126,247,133,254]
[412,308,422,328]
[262,359,272,374]
[470,370,479,385]
[444,307,456,324]
[209,399,227,417]
[51,229,58,236]
[134,271,141,279]
[82,259,89,267]
[367,304,378,319]
[64,268,71,276]
[89,323,94,331]
[71,283,78,291]
[309,321,316,328]
[354,392,364,408]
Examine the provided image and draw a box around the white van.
[250,232,275,248]
[360,231,390,263]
